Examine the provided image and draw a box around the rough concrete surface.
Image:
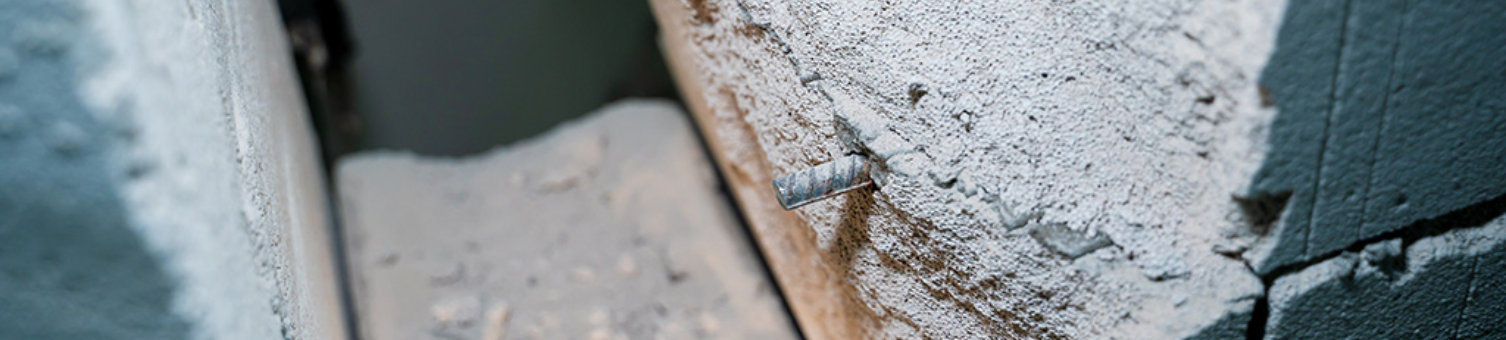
[337,99,797,340]
[0,0,346,339]
[1266,213,1506,339]
[661,0,1284,338]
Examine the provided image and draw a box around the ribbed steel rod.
[772,155,873,210]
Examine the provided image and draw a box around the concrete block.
[654,0,1284,337]
[1265,214,1506,339]
[336,99,797,339]
[658,0,1504,337]
[0,0,346,338]
[1246,0,1506,275]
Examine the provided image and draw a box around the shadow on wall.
[1248,0,1506,275]
[344,0,678,156]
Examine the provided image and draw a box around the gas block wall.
[0,0,346,339]
[649,0,1506,338]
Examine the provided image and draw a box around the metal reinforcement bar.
[771,155,873,210]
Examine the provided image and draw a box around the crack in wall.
[733,0,816,86]
[1240,0,1506,336]
[1243,287,1269,340]
[1451,256,1480,339]
[1355,0,1410,243]
[1302,0,1352,260]
[1242,193,1506,339]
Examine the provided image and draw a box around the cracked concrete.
[1265,214,1506,339]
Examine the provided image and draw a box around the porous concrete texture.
[337,99,796,340]
[0,0,346,338]
[654,0,1285,337]
[1265,213,1506,339]
[1244,0,1506,276]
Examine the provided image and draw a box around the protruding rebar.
[772,155,873,210]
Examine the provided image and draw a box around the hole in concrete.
[1233,191,1293,236]
[907,83,928,105]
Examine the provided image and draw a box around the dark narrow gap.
[677,102,807,340]
[275,1,361,339]
[1259,192,1506,285]
[317,174,361,340]
[1245,289,1270,340]
[1242,192,1506,339]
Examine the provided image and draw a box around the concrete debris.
[337,99,796,340]
[430,294,483,337]
[1029,223,1114,259]
[1357,238,1404,279]
[481,303,510,340]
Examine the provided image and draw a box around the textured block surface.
[1266,214,1506,339]
[651,0,1282,337]
[1247,0,1506,275]
[652,0,1506,338]
[0,0,346,338]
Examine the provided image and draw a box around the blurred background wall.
[341,0,678,155]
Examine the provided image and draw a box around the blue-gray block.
[1248,0,1506,275]
[0,0,346,338]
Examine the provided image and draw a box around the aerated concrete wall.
[655,0,1506,338]
[0,0,346,339]
[1248,0,1506,338]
